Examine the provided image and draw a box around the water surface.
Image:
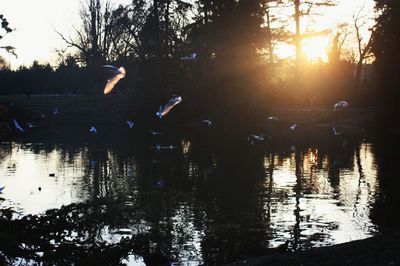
[0,130,398,265]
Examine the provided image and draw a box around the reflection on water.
[0,132,393,264]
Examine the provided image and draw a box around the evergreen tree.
[372,1,400,124]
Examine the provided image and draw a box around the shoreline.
[225,231,400,265]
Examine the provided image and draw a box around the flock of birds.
[3,61,350,194]
[10,62,350,143]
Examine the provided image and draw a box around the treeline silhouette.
[0,0,399,125]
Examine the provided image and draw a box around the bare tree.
[56,0,147,66]
[261,0,292,63]
[290,0,336,77]
[352,6,375,89]
[328,23,350,64]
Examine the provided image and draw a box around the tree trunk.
[294,0,302,79]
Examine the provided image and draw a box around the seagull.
[247,134,265,145]
[53,108,59,115]
[181,53,197,61]
[333,100,349,111]
[150,145,177,151]
[202,119,212,126]
[102,65,126,95]
[267,116,279,121]
[126,120,135,128]
[150,130,163,135]
[332,127,342,136]
[290,123,297,131]
[13,119,24,132]
[90,126,97,133]
[27,122,37,128]
[152,144,162,152]
[156,96,182,118]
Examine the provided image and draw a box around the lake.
[0,127,398,265]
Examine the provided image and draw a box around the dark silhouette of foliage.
[372,0,400,125]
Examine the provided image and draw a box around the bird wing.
[104,70,125,94]
[13,119,24,132]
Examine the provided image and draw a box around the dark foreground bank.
[226,231,400,266]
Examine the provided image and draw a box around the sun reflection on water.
[0,138,384,264]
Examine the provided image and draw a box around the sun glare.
[301,36,330,62]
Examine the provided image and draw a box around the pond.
[0,127,399,265]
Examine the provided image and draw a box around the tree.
[0,14,16,57]
[0,14,12,40]
[372,0,400,123]
[352,6,375,90]
[261,0,292,63]
[288,0,336,77]
[57,0,146,65]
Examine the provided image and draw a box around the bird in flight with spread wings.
[102,65,126,95]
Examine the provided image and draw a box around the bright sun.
[301,36,330,62]
[274,36,330,62]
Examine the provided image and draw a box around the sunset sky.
[1,0,375,68]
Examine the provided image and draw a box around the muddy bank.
[226,231,400,266]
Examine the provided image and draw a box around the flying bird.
[13,119,24,132]
[181,53,197,61]
[0,186,5,193]
[150,145,177,151]
[27,122,37,128]
[202,119,212,126]
[102,65,126,95]
[53,108,59,115]
[156,96,182,118]
[332,127,342,136]
[290,123,297,131]
[333,100,349,111]
[152,145,162,152]
[267,116,279,121]
[126,120,135,128]
[247,134,265,145]
[150,130,163,135]
[90,126,97,133]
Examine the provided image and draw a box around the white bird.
[202,119,212,126]
[102,65,126,95]
[332,127,342,136]
[247,134,265,145]
[150,145,177,151]
[156,96,182,118]
[181,53,197,61]
[53,108,59,115]
[268,116,279,121]
[152,144,162,152]
[13,119,24,132]
[333,100,349,111]
[290,123,297,131]
[27,122,37,128]
[90,126,97,133]
[126,120,135,128]
[150,130,163,135]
